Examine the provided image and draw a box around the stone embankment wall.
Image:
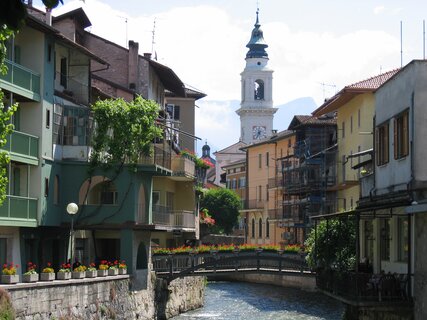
[210,273,316,291]
[5,274,205,320]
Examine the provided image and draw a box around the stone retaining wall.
[4,273,205,319]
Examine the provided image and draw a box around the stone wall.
[5,273,205,320]
[209,273,316,291]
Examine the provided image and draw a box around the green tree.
[200,188,241,234]
[90,96,162,169]
[305,217,356,271]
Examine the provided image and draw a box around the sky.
[34,0,427,154]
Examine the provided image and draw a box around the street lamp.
[67,202,79,267]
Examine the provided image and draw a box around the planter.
[118,268,127,275]
[1,274,19,284]
[56,272,71,280]
[22,273,39,283]
[86,270,97,278]
[40,273,55,281]
[108,268,118,276]
[97,269,108,277]
[72,271,85,279]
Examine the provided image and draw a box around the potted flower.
[40,262,55,281]
[118,260,127,275]
[23,262,39,283]
[97,260,109,277]
[57,263,71,280]
[1,263,19,284]
[86,263,97,278]
[108,260,119,276]
[72,264,87,279]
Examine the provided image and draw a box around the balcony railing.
[2,130,39,164]
[243,199,265,210]
[171,155,195,178]
[0,59,41,101]
[316,269,411,303]
[268,177,283,189]
[0,195,37,227]
[138,145,172,170]
[152,205,195,229]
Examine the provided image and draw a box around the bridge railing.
[152,250,311,282]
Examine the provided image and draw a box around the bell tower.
[236,9,277,144]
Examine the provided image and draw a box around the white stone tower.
[236,9,277,144]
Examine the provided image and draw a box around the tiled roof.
[292,115,336,126]
[346,69,400,90]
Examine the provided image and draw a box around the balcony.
[2,130,39,165]
[171,155,195,180]
[243,199,265,210]
[138,145,172,171]
[268,177,283,189]
[0,195,38,227]
[0,59,40,101]
[152,205,195,229]
[316,269,412,305]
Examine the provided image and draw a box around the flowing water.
[172,281,344,320]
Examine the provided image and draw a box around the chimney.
[46,8,52,26]
[128,40,139,90]
[143,53,152,59]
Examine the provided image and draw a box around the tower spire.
[246,8,268,59]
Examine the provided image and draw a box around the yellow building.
[312,70,399,216]
[240,130,295,246]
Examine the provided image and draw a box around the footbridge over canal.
[152,250,314,284]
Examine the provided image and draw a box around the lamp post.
[67,202,79,267]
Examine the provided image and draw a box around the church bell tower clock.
[236,9,277,144]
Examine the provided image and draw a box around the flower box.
[56,272,71,280]
[1,275,19,284]
[118,268,127,275]
[86,270,97,278]
[72,271,85,279]
[40,273,55,281]
[108,269,118,276]
[22,273,39,283]
[97,269,108,277]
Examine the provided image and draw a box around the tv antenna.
[319,82,337,100]
[152,18,157,59]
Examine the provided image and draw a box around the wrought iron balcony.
[0,195,38,227]
[2,130,39,165]
[138,145,172,170]
[0,59,40,101]
[152,205,195,229]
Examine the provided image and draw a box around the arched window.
[259,218,263,238]
[136,242,148,269]
[251,218,255,238]
[254,79,264,100]
[266,218,270,238]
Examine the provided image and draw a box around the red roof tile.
[346,69,400,90]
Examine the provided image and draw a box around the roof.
[246,10,268,59]
[165,85,207,100]
[53,7,92,29]
[222,159,246,169]
[312,69,400,116]
[146,58,186,97]
[288,114,336,130]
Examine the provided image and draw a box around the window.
[350,116,353,134]
[251,218,255,238]
[54,175,59,205]
[60,57,67,88]
[258,218,263,238]
[44,178,49,197]
[358,109,361,128]
[254,79,264,100]
[46,109,50,128]
[397,217,408,262]
[266,152,269,166]
[258,185,262,201]
[258,154,262,168]
[166,104,180,120]
[342,121,345,138]
[152,191,160,206]
[239,177,246,188]
[394,110,409,159]
[342,155,346,183]
[376,122,389,165]
[266,218,270,238]
[364,220,374,264]
[266,184,269,201]
[380,219,391,261]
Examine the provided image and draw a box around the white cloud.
[374,6,385,15]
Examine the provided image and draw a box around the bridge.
[152,250,313,283]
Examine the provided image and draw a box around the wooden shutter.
[375,127,379,166]
[403,111,409,156]
[393,118,397,160]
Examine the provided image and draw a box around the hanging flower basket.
[1,275,19,284]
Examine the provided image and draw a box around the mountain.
[273,97,318,131]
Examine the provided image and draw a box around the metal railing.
[0,59,40,99]
[138,145,172,170]
[152,205,195,228]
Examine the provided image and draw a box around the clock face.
[252,126,267,140]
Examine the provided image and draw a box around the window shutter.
[403,111,409,156]
[385,123,389,163]
[393,118,397,159]
[375,127,379,166]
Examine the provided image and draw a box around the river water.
[172,281,344,320]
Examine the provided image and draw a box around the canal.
[173,281,345,320]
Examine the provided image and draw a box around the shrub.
[0,287,15,319]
